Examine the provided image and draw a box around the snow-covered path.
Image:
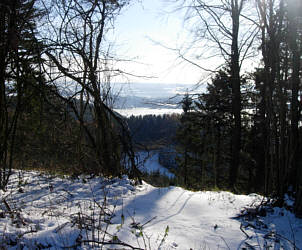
[115,183,262,249]
[0,171,301,249]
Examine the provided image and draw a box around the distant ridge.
[113,95,183,109]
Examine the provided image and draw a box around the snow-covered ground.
[0,171,301,249]
[137,151,175,178]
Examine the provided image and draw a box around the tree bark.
[229,0,241,189]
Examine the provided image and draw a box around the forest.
[126,114,179,146]
[0,0,302,240]
[169,0,302,216]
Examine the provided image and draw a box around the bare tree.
[256,0,283,195]
[174,0,259,189]
[287,0,301,193]
[254,0,302,201]
[286,0,302,217]
[39,0,140,179]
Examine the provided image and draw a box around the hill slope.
[0,171,301,249]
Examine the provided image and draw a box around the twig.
[158,225,169,249]
[141,216,157,228]
[61,188,74,198]
[18,228,38,237]
[220,236,231,250]
[287,217,297,249]
[275,232,298,249]
[54,222,69,233]
[240,223,251,239]
[62,240,144,250]
[2,199,12,213]
[244,242,257,249]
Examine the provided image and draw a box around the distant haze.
[113,82,197,99]
[112,82,202,116]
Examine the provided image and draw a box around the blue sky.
[109,0,206,85]
[108,0,261,88]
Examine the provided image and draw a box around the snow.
[0,170,302,249]
[114,108,183,117]
[137,151,175,178]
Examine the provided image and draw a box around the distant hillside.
[113,95,183,109]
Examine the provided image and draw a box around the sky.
[109,0,207,86]
[108,0,262,89]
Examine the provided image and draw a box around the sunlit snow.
[115,108,183,117]
[137,151,175,178]
[1,170,301,249]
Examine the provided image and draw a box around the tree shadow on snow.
[114,187,194,228]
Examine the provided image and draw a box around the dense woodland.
[126,114,179,146]
[1,0,302,218]
[172,0,302,217]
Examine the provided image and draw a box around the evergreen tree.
[175,93,199,188]
[0,0,44,189]
[197,70,233,188]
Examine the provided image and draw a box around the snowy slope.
[0,170,301,249]
[137,151,175,178]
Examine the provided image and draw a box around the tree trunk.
[254,69,267,193]
[288,0,302,215]
[229,0,241,190]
